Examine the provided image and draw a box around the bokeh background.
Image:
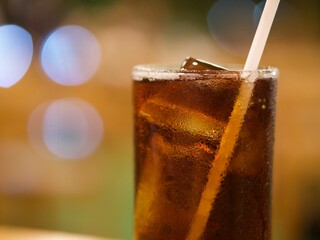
[0,0,319,239]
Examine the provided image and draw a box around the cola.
[133,61,277,240]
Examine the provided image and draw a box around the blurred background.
[0,0,319,239]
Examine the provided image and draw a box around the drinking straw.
[186,0,280,239]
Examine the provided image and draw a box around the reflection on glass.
[0,24,33,88]
[40,25,101,86]
[29,98,104,160]
[207,0,255,56]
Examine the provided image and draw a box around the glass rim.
[132,64,279,81]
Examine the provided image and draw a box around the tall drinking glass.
[133,65,278,240]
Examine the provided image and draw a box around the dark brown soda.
[134,72,277,240]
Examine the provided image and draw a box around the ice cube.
[180,57,227,71]
[135,133,165,227]
[139,97,226,142]
[135,132,216,238]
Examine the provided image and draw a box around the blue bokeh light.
[40,25,101,86]
[39,98,104,159]
[0,24,33,88]
[207,0,256,57]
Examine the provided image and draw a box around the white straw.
[187,0,280,239]
[244,0,280,72]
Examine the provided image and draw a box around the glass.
[133,64,278,240]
